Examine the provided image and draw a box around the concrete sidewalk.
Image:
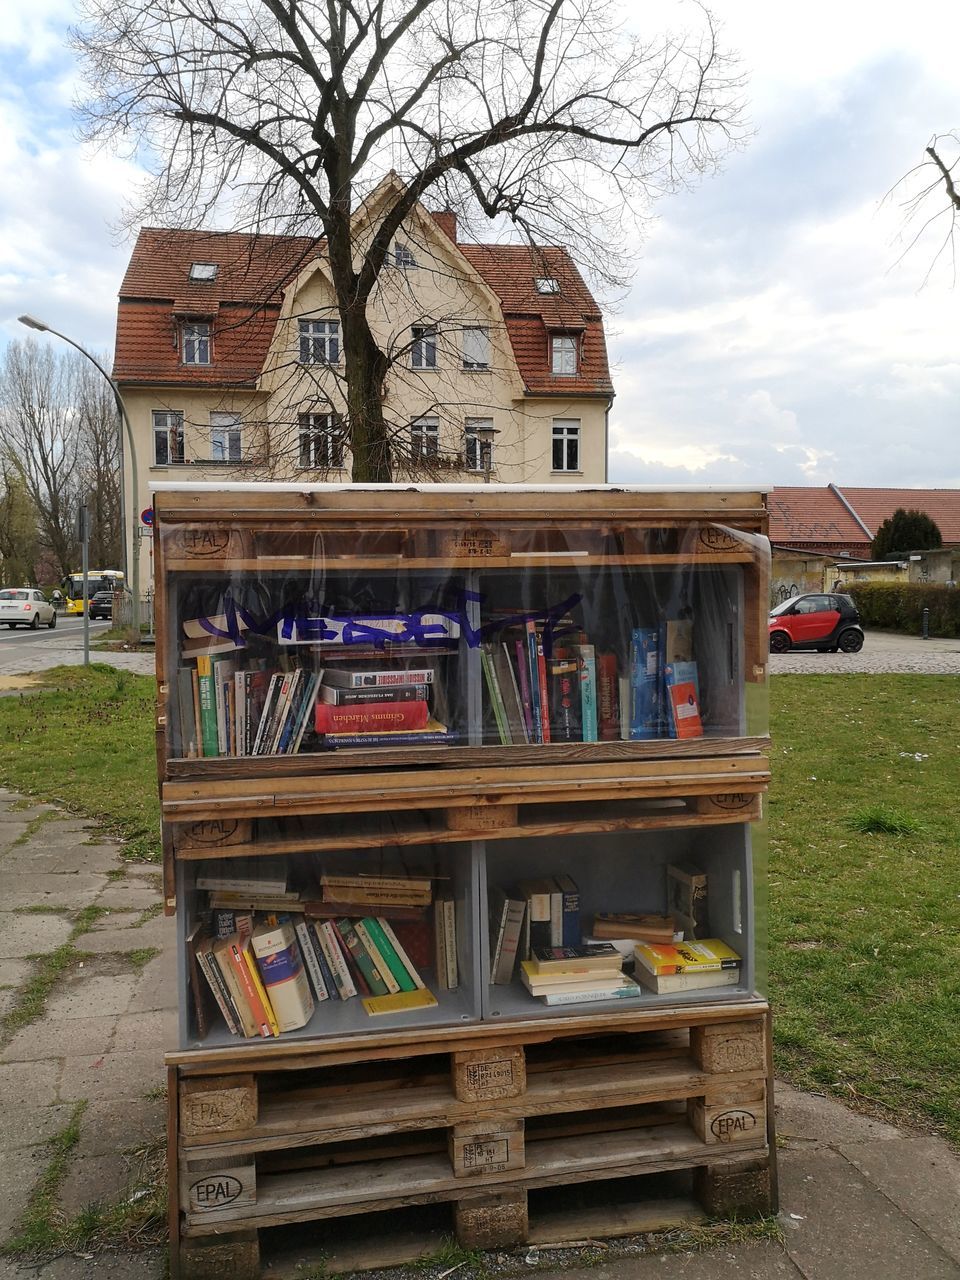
[0,790,958,1280]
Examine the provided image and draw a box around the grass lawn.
[0,665,956,1141]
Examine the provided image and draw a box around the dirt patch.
[0,674,47,692]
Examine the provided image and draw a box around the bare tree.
[0,468,40,586]
[889,131,960,286]
[74,0,746,480]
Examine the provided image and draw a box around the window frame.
[209,412,243,463]
[410,415,440,463]
[411,325,438,370]
[552,418,581,473]
[550,333,579,377]
[464,418,495,473]
[462,326,490,370]
[152,410,185,466]
[394,242,417,268]
[181,320,212,366]
[297,412,345,470]
[298,318,340,365]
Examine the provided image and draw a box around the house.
[768,484,960,598]
[113,180,614,592]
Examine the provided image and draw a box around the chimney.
[432,209,458,242]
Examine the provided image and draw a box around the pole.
[17,316,141,637]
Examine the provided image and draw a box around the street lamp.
[473,423,500,484]
[18,314,141,635]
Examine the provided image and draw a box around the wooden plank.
[181,1122,767,1234]
[162,550,760,572]
[181,1155,256,1219]
[166,1066,181,1280]
[446,804,519,831]
[528,1195,708,1244]
[174,819,253,852]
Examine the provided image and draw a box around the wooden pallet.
[172,1010,776,1278]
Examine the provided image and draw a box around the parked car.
[768,592,864,654]
[88,590,115,621]
[0,587,57,629]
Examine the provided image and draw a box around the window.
[189,262,218,282]
[464,418,495,472]
[552,419,581,472]
[210,413,242,463]
[153,411,185,465]
[410,416,439,462]
[394,242,417,268]
[536,277,560,293]
[551,334,578,376]
[411,325,437,369]
[299,319,340,364]
[298,413,344,469]
[462,326,490,369]
[182,321,211,365]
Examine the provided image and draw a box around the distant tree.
[872,508,943,560]
[73,0,747,481]
[0,470,40,586]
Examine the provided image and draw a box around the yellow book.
[361,988,439,1017]
[633,938,740,978]
[243,945,280,1036]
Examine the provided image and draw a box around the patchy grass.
[126,947,160,972]
[769,675,960,1143]
[0,665,159,862]
[1,944,84,1037]
[3,1102,88,1254]
[5,808,59,849]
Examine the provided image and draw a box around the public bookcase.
[153,484,776,1279]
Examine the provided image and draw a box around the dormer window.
[189,262,218,282]
[182,320,211,365]
[536,277,560,294]
[551,333,578,377]
[395,242,417,268]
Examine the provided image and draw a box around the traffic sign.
[141,507,154,526]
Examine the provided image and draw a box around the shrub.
[847,583,960,637]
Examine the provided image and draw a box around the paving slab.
[2,911,74,958]
[125,953,176,1015]
[0,958,32,987]
[0,1145,45,1239]
[0,989,17,1018]
[1,1015,119,1063]
[59,1152,137,1216]
[779,1146,960,1279]
[15,844,122,876]
[0,1059,61,1107]
[3,872,109,911]
[774,1079,903,1148]
[0,1102,74,1151]
[112,1009,167,1052]
[86,911,142,932]
[78,928,160,956]
[841,1136,960,1265]
[44,973,139,1021]
[92,884,162,913]
[58,1050,165,1103]
[75,1098,166,1159]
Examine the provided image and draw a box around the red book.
[667,682,703,739]
[328,920,371,996]
[225,937,274,1037]
[597,652,620,740]
[315,699,429,735]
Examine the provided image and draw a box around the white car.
[0,587,57,629]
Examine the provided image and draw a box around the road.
[770,628,960,675]
[0,616,156,678]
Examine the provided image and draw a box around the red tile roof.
[114,225,612,396]
[770,486,960,550]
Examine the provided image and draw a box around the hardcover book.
[666,863,709,939]
[251,921,315,1032]
[629,627,661,740]
[321,667,436,689]
[634,966,741,994]
[315,699,429,735]
[633,938,741,977]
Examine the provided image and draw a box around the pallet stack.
[153,485,776,1278]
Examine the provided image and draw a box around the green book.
[196,655,220,757]
[481,645,510,744]
[362,918,416,992]
[335,918,389,996]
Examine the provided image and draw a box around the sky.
[0,0,957,490]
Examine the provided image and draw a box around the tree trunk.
[341,304,392,482]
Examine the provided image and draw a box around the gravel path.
[770,629,960,675]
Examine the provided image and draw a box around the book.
[493,643,528,743]
[519,961,627,991]
[434,894,458,989]
[177,668,199,757]
[251,672,284,755]
[386,914,434,974]
[553,874,581,947]
[665,678,703,739]
[321,667,436,689]
[528,942,623,973]
[294,917,330,1004]
[526,621,550,744]
[513,637,536,742]
[633,938,741,977]
[185,922,214,1037]
[516,878,555,957]
[354,919,402,994]
[243,669,273,756]
[305,899,430,921]
[547,654,581,743]
[539,979,642,1006]
[195,934,241,1035]
[336,918,390,996]
[289,672,322,754]
[306,920,340,999]
[319,872,433,904]
[213,658,236,755]
[262,669,296,754]
[361,988,439,1016]
[241,941,281,1035]
[360,917,416,992]
[315,698,429,735]
[629,627,661,739]
[315,920,357,999]
[377,918,426,989]
[666,863,709,939]
[197,860,288,895]
[319,683,428,705]
[271,668,306,753]
[591,913,678,944]
[633,965,741,994]
[251,921,315,1032]
[183,612,251,642]
[597,651,620,741]
[196,655,221,757]
[210,937,258,1037]
[481,646,510,745]
[215,934,276,1037]
[572,642,598,743]
[329,919,371,995]
[321,719,452,748]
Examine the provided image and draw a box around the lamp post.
[473,423,500,484]
[18,314,141,636]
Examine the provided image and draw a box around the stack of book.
[587,912,681,958]
[314,666,450,748]
[632,938,741,994]
[480,626,605,746]
[519,944,641,1006]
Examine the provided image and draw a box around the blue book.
[629,627,661,739]
[525,622,544,744]
[553,875,581,947]
[308,922,340,1000]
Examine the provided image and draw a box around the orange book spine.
[227,939,274,1036]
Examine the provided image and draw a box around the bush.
[847,583,960,637]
